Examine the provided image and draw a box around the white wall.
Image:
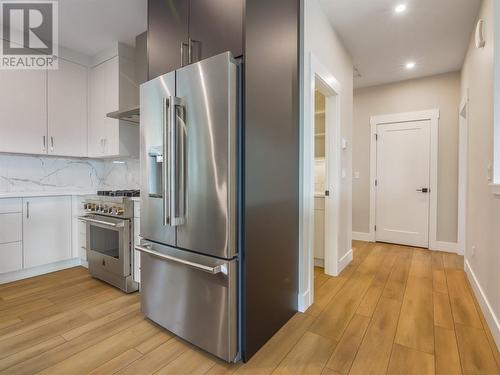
[300,0,353,305]
[0,155,139,193]
[352,72,461,243]
[461,0,500,349]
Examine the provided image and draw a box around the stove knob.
[91,204,97,211]
[116,208,124,216]
[102,205,109,213]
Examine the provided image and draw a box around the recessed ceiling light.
[406,61,416,69]
[395,4,407,13]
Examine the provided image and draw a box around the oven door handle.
[78,216,125,228]
[135,245,227,275]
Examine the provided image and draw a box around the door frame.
[369,109,440,249]
[458,93,469,255]
[299,52,341,311]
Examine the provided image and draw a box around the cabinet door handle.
[50,136,54,151]
[180,41,189,66]
[180,42,184,66]
[42,136,46,151]
[26,202,30,219]
[189,39,201,64]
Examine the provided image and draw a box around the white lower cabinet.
[23,196,72,269]
[0,198,23,273]
[0,212,22,244]
[71,196,88,263]
[0,243,23,274]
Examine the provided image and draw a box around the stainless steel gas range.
[79,190,140,293]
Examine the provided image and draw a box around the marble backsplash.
[0,154,140,193]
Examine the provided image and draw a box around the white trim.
[430,241,458,253]
[0,258,82,284]
[370,109,440,125]
[489,183,500,195]
[369,109,441,250]
[352,231,372,242]
[338,249,353,274]
[299,52,343,313]
[298,289,312,313]
[465,260,500,350]
[314,258,325,268]
[458,93,469,256]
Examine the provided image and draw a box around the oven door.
[80,214,130,277]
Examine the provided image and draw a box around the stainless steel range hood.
[106,106,140,124]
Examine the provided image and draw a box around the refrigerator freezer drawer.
[138,241,238,362]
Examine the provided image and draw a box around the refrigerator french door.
[136,52,239,362]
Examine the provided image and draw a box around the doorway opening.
[313,89,326,269]
[299,53,342,312]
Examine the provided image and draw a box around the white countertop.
[0,191,97,198]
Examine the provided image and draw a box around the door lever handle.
[416,188,429,193]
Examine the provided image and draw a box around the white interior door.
[376,120,431,247]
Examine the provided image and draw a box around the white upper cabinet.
[0,43,138,159]
[0,69,47,155]
[88,44,139,158]
[48,59,88,157]
[89,56,120,157]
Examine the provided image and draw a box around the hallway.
[244,241,500,374]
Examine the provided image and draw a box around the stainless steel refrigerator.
[135,52,239,362]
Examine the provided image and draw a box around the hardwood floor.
[0,241,498,374]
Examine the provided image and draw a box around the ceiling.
[319,0,481,88]
[58,0,147,57]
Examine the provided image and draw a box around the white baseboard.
[314,258,324,268]
[338,249,353,274]
[298,288,311,313]
[352,231,372,242]
[465,259,500,350]
[0,258,83,284]
[430,241,458,253]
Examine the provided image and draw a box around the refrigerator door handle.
[162,97,170,226]
[169,96,186,226]
[135,245,228,275]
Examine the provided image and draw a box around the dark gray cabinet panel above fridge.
[147,0,189,79]
[189,0,244,63]
[147,0,244,79]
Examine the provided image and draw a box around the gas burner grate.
[97,190,140,197]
